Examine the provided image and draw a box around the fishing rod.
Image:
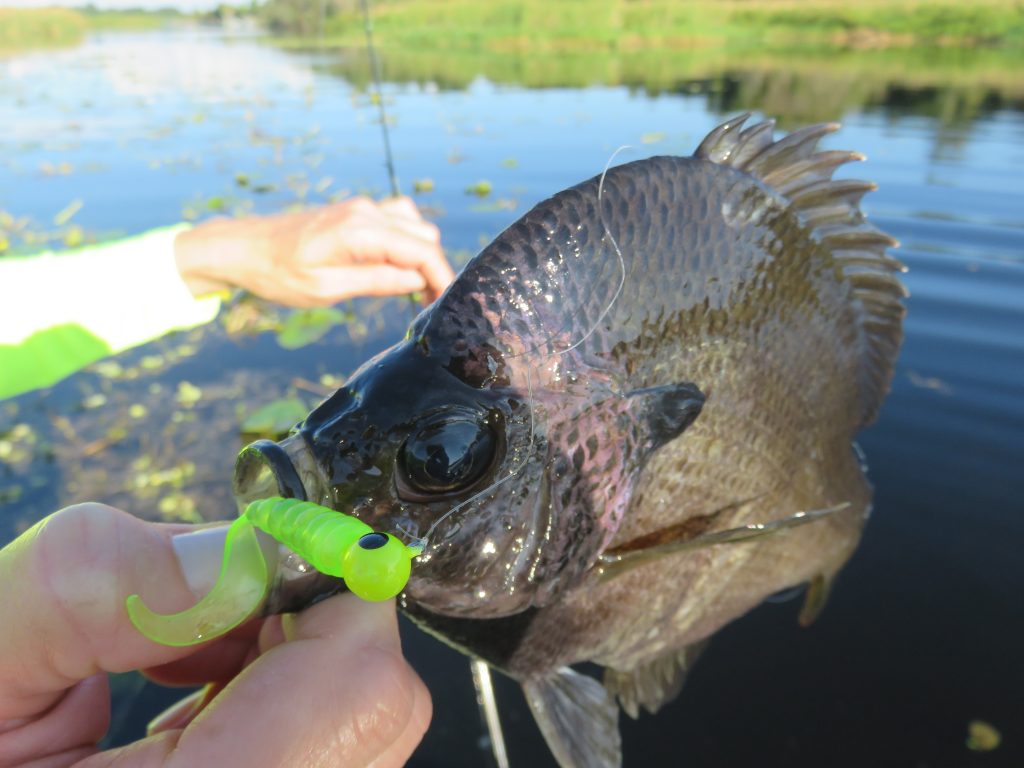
[357,4,508,766]
[359,0,400,197]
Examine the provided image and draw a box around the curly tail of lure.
[126,497,422,647]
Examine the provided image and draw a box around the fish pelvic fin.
[523,667,622,768]
[798,572,835,627]
[695,114,906,426]
[603,639,709,720]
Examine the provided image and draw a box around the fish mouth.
[232,434,328,510]
[232,435,344,614]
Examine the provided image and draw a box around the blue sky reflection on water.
[1,27,1023,768]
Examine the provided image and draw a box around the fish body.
[233,115,904,767]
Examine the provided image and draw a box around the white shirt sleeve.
[0,225,221,352]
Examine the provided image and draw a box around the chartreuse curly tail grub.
[126,497,422,647]
[125,513,268,647]
[244,497,422,602]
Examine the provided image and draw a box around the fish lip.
[232,435,346,615]
[233,433,330,509]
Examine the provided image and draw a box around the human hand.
[174,196,454,307]
[0,503,431,768]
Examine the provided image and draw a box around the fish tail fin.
[696,114,906,425]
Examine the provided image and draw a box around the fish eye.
[397,413,499,500]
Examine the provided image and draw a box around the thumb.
[0,503,221,721]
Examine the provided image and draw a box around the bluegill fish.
[232,115,905,767]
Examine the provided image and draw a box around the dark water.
[1,29,1022,768]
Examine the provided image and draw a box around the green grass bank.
[283,0,1024,51]
[0,6,183,51]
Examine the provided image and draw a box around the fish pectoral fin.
[798,572,834,627]
[603,639,709,719]
[523,667,622,768]
[626,381,705,449]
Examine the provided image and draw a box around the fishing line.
[415,146,633,548]
[360,0,400,197]
[554,144,631,357]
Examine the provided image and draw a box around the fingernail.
[147,684,215,735]
[172,525,230,597]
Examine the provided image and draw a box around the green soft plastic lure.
[126,497,421,647]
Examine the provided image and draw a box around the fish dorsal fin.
[603,640,708,720]
[523,667,622,768]
[695,114,906,425]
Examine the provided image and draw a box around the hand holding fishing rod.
[0,502,431,767]
[175,195,452,306]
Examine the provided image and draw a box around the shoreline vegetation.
[4,0,1023,52]
[0,7,186,51]
[2,1,1022,123]
[281,0,1024,52]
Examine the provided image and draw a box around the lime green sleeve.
[0,225,222,400]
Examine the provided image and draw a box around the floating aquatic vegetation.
[81,393,107,410]
[92,361,124,379]
[53,199,82,226]
[640,131,667,144]
[62,225,84,247]
[175,381,203,407]
[275,306,352,350]
[131,458,196,495]
[39,161,73,176]
[413,178,435,193]
[465,179,492,197]
[317,373,346,391]
[966,720,1001,752]
[470,197,517,213]
[0,424,36,466]
[221,297,282,338]
[239,396,309,438]
[157,491,200,523]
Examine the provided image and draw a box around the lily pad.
[240,397,309,437]
[465,180,492,197]
[276,307,350,350]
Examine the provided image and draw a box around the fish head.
[232,305,556,617]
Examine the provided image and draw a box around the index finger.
[375,220,455,302]
[0,503,226,720]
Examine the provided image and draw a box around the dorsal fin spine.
[695,114,906,425]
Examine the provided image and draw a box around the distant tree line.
[259,0,349,36]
